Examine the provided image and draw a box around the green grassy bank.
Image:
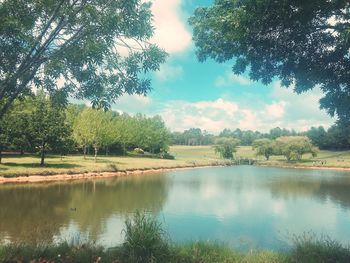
[1,212,349,263]
[0,146,231,178]
[1,146,350,178]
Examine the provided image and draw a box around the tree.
[269,127,283,140]
[276,136,318,161]
[252,139,276,160]
[307,126,328,149]
[0,116,10,164]
[214,137,240,159]
[73,108,114,161]
[143,116,171,153]
[325,124,350,150]
[30,92,72,166]
[189,1,350,124]
[0,0,167,118]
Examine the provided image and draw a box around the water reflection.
[162,167,350,250]
[0,166,350,250]
[0,173,169,245]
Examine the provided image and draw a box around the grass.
[0,146,231,178]
[1,212,349,263]
[1,145,349,178]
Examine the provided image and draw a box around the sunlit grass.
[1,146,349,177]
[0,146,230,177]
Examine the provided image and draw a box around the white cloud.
[270,82,334,130]
[150,0,192,54]
[112,94,151,114]
[215,71,253,87]
[156,84,335,133]
[155,63,183,82]
[265,101,286,118]
[238,110,258,130]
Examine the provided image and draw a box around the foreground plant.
[121,211,170,263]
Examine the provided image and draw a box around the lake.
[1,166,350,250]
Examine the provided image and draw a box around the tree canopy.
[276,136,318,161]
[0,0,167,118]
[189,0,350,124]
[214,137,240,159]
[252,138,276,160]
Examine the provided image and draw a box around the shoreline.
[1,162,350,185]
[256,163,350,172]
[0,164,227,184]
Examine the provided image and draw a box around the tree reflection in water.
[0,173,170,245]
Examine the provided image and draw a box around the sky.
[111,0,335,134]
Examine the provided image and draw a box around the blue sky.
[111,0,334,134]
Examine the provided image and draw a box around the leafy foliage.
[0,0,167,117]
[189,0,350,124]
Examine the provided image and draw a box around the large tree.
[214,137,240,159]
[276,136,318,161]
[30,92,72,166]
[252,138,276,160]
[0,0,167,118]
[189,0,350,124]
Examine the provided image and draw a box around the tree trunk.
[40,141,46,166]
[94,146,98,162]
[0,146,2,164]
[105,146,108,156]
[83,145,87,160]
[20,149,24,155]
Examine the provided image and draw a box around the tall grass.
[290,233,350,263]
[121,211,170,263]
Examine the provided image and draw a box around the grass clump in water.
[121,211,170,263]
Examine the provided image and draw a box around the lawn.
[0,146,229,177]
[1,145,350,178]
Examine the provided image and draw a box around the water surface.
[1,166,350,250]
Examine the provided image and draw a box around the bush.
[158,152,175,160]
[121,211,170,263]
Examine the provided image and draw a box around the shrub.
[158,152,175,160]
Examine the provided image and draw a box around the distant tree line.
[306,125,350,150]
[171,125,350,151]
[171,128,215,145]
[171,127,301,146]
[0,93,171,165]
